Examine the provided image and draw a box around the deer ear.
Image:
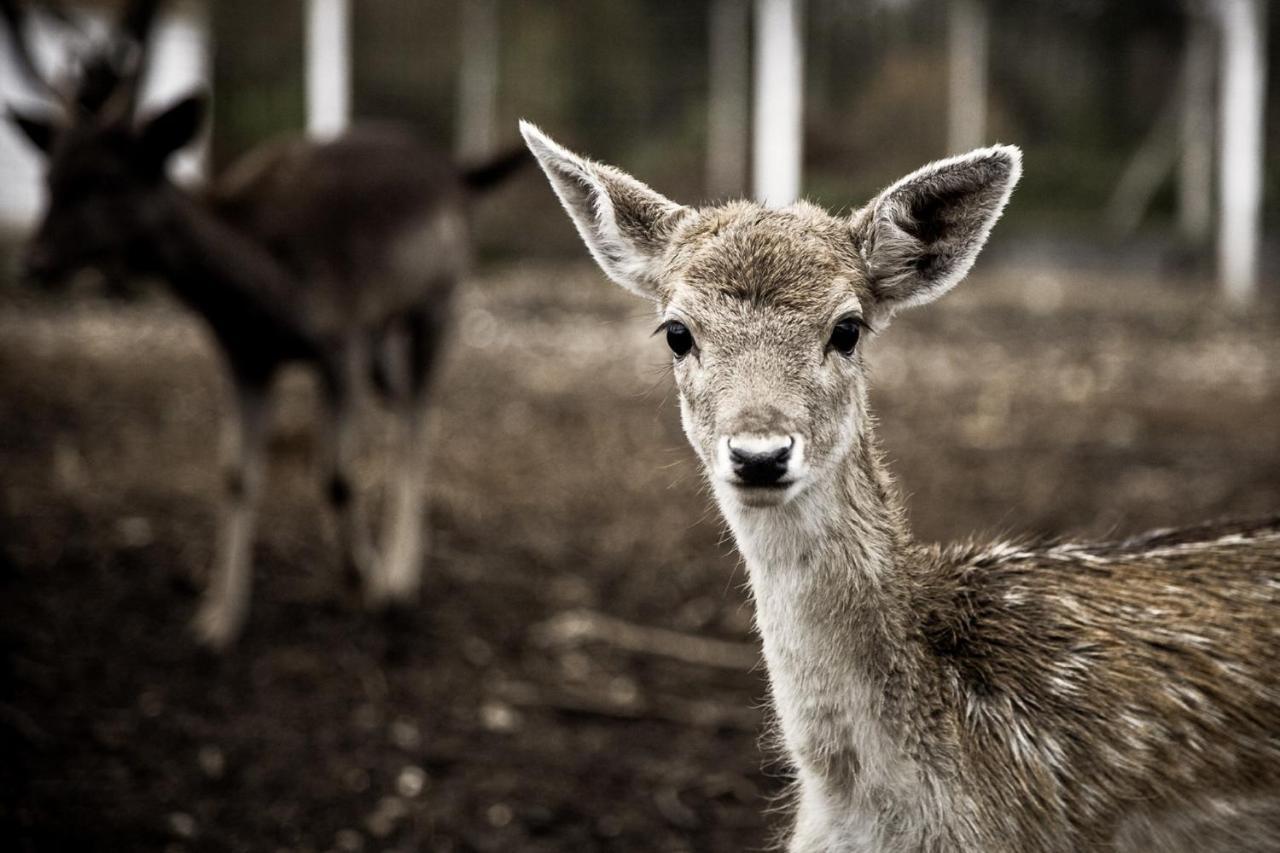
[853,145,1021,316]
[138,92,207,163]
[520,120,690,301]
[8,108,57,154]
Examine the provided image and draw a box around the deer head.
[3,0,205,284]
[521,121,1020,510]
[11,94,205,283]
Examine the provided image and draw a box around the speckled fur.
[522,121,1280,852]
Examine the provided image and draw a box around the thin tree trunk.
[305,0,351,141]
[456,0,499,161]
[707,0,749,199]
[947,0,988,154]
[753,0,804,207]
[1179,10,1215,244]
[1104,85,1180,235]
[1214,0,1266,305]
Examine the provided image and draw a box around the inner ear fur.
[854,145,1021,315]
[520,120,690,301]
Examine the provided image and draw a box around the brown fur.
[522,120,1280,852]
[5,14,523,646]
[15,102,473,647]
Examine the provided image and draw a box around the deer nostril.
[727,436,795,486]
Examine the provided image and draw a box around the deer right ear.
[138,93,207,164]
[852,145,1021,318]
[8,109,57,154]
[520,120,690,301]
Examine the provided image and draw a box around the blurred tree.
[1213,0,1267,305]
[211,0,303,166]
[947,0,989,153]
[305,0,350,139]
[1178,4,1213,246]
[456,0,499,160]
[707,0,749,198]
[192,0,1280,276]
[753,0,804,206]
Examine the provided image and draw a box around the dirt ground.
[1,261,1278,852]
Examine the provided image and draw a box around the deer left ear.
[853,145,1021,317]
[520,120,691,302]
[8,108,58,154]
[138,92,207,163]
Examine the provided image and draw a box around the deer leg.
[322,340,380,596]
[193,379,270,650]
[370,321,421,606]
[376,307,445,606]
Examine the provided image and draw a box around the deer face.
[522,122,1020,508]
[9,94,206,285]
[657,208,876,506]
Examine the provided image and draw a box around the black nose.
[729,438,793,486]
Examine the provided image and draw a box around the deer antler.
[0,0,137,115]
[112,0,162,114]
[0,0,59,100]
[82,0,164,122]
[1,0,167,120]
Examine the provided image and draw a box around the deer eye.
[665,321,695,358]
[828,318,861,356]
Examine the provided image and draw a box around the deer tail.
[462,146,530,193]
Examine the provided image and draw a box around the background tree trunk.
[456,0,499,161]
[1179,9,1215,245]
[1214,0,1266,305]
[707,0,749,199]
[305,0,351,140]
[948,0,988,154]
[752,0,803,208]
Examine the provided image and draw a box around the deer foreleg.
[323,340,380,597]
[193,381,269,649]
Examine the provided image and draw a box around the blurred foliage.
[203,0,1280,258]
[210,0,306,164]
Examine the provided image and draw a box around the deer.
[3,0,526,649]
[520,120,1280,853]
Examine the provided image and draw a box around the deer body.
[16,109,490,647]
[521,121,1280,851]
[205,128,469,340]
[127,127,466,377]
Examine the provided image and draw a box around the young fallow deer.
[5,1,524,649]
[521,121,1280,852]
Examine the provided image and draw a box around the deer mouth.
[724,477,805,508]
[734,480,793,491]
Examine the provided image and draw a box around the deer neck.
[715,424,921,794]
[140,186,302,346]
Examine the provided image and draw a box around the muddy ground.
[1,262,1278,852]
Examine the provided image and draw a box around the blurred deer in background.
[521,121,1280,852]
[3,0,526,649]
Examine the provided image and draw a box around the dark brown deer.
[5,0,525,648]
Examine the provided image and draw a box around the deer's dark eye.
[665,321,695,358]
[828,318,861,356]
